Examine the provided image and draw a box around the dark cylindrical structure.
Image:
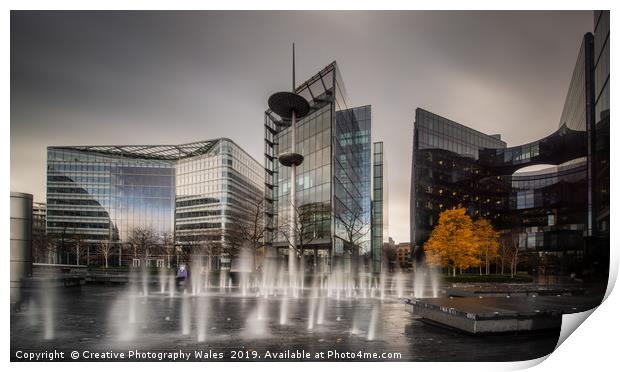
[10,192,33,308]
[278,152,304,167]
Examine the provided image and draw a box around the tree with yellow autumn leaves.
[423,207,500,276]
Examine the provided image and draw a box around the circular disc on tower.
[278,152,304,167]
[268,91,310,119]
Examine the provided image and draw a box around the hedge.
[441,274,533,283]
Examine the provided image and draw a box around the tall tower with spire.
[267,44,310,279]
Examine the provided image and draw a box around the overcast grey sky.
[10,10,593,242]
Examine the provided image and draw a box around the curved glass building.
[410,16,610,277]
[46,138,264,267]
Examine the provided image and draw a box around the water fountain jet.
[181,291,191,335]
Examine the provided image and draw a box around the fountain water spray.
[181,291,191,335]
[279,297,289,325]
[244,298,268,337]
[238,245,253,297]
[317,296,326,325]
[429,268,440,297]
[140,264,149,297]
[128,288,137,324]
[196,295,208,342]
[394,271,405,298]
[219,270,227,293]
[307,277,319,329]
[367,303,381,341]
[109,282,144,342]
[41,283,55,340]
[168,275,176,298]
[159,267,167,293]
[191,255,204,296]
[413,269,427,298]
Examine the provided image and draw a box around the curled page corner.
[604,263,618,302]
[553,256,618,355]
[518,305,603,370]
[505,355,551,370]
[556,307,597,349]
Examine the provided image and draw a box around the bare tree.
[175,242,190,267]
[160,232,175,268]
[127,227,158,266]
[176,240,196,264]
[510,245,520,278]
[44,233,60,264]
[177,231,224,263]
[203,240,222,270]
[335,206,370,275]
[499,229,520,277]
[32,224,48,263]
[96,240,113,268]
[226,195,267,271]
[49,227,71,264]
[70,233,86,266]
[278,202,325,273]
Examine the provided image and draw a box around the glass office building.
[31,202,47,263]
[46,138,263,266]
[594,11,610,126]
[334,105,372,271]
[411,108,590,274]
[371,142,387,274]
[410,108,507,249]
[593,10,610,238]
[591,10,610,272]
[410,16,610,276]
[264,62,384,273]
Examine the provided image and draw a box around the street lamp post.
[267,44,310,284]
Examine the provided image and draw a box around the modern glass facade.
[371,141,387,274]
[591,10,610,274]
[264,62,381,273]
[594,11,610,125]
[334,105,372,271]
[31,202,47,263]
[411,108,589,273]
[47,148,176,244]
[46,138,263,266]
[268,100,334,271]
[32,202,46,235]
[410,14,610,277]
[175,139,264,268]
[410,109,507,248]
